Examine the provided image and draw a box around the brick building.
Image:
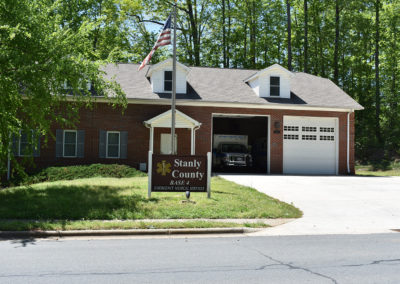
[18,59,363,175]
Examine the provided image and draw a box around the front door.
[160,133,177,154]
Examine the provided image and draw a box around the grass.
[0,220,270,231]
[0,176,301,231]
[356,161,400,176]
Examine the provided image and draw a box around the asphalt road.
[1,234,399,284]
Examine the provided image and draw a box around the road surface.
[1,234,399,283]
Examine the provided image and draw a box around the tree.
[375,0,382,145]
[0,0,125,177]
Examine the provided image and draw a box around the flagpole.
[171,0,177,155]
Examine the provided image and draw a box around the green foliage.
[0,0,127,175]
[356,160,400,176]
[0,176,302,220]
[20,164,146,185]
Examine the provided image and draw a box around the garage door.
[283,116,337,175]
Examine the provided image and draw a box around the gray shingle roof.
[104,63,363,110]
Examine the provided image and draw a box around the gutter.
[67,96,359,113]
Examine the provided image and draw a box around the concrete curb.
[0,227,260,238]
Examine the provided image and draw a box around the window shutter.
[56,129,63,158]
[77,130,85,158]
[99,130,106,158]
[120,131,128,159]
[33,131,40,157]
[12,134,19,157]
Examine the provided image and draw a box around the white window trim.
[63,130,77,158]
[18,129,34,157]
[270,75,280,97]
[106,131,120,159]
[163,70,173,93]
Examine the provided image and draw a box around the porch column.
[149,126,154,152]
[191,128,194,155]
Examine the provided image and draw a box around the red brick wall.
[34,103,356,175]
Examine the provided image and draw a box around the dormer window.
[270,76,280,96]
[164,71,172,92]
[148,58,190,94]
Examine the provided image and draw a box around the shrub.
[21,164,147,185]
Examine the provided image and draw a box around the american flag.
[138,15,172,71]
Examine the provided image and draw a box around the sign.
[151,155,207,192]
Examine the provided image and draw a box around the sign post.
[207,152,211,198]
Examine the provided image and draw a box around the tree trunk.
[187,0,200,66]
[222,0,226,67]
[244,20,247,68]
[249,1,256,68]
[333,0,340,84]
[375,0,382,144]
[304,0,308,73]
[286,0,292,71]
[227,0,231,67]
[93,0,103,52]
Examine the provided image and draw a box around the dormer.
[245,64,294,99]
[147,58,191,94]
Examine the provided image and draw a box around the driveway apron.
[219,174,400,236]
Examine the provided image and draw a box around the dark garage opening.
[212,116,269,173]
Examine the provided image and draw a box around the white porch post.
[149,126,154,152]
[190,128,194,155]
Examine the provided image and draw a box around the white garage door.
[283,116,337,175]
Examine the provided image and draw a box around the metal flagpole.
[170,1,177,155]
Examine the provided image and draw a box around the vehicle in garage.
[212,134,252,169]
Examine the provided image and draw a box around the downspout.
[347,110,352,174]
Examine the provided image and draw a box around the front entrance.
[160,133,177,154]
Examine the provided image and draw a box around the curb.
[0,227,260,238]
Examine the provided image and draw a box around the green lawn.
[356,163,400,177]
[0,220,269,231]
[0,176,301,231]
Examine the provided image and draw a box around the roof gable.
[244,64,294,83]
[144,109,201,128]
[146,58,191,77]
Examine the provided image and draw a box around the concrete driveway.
[220,174,400,236]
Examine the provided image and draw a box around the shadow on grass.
[212,190,237,195]
[0,185,150,220]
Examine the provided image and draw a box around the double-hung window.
[19,130,32,156]
[270,76,280,97]
[106,131,120,158]
[164,71,172,92]
[13,130,40,157]
[63,130,77,157]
